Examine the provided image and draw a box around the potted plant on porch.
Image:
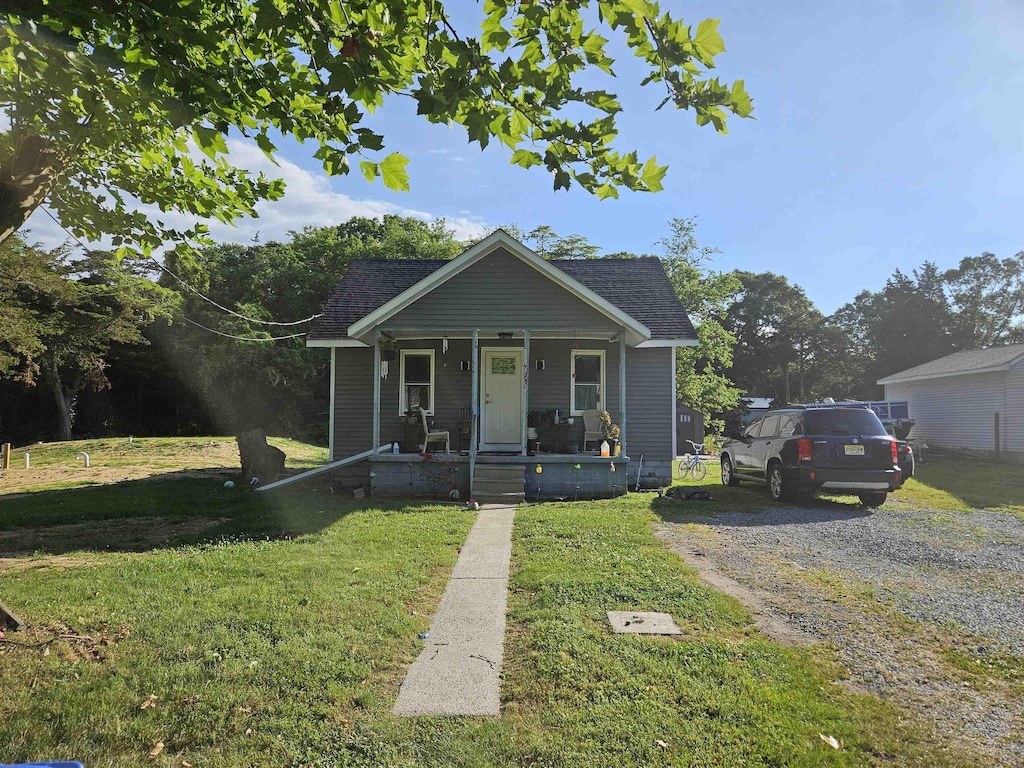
[598,410,621,455]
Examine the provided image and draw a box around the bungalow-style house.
[266,230,697,501]
[878,344,1024,461]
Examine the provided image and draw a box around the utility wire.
[181,316,306,342]
[40,207,322,327]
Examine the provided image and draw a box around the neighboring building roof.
[877,344,1024,385]
[741,397,774,410]
[308,235,696,343]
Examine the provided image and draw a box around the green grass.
[0,436,329,496]
[8,436,328,470]
[0,478,974,766]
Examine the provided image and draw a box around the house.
[279,230,698,501]
[675,401,705,452]
[877,344,1024,460]
[740,397,773,425]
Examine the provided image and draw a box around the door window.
[743,419,763,439]
[779,414,799,436]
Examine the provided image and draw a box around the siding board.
[382,247,620,334]
[884,370,1022,454]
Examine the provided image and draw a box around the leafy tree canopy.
[0,1,752,256]
[0,234,174,439]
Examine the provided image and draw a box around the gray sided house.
[878,344,1024,461]
[300,230,697,501]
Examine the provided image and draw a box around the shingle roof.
[877,344,1024,384]
[308,255,696,341]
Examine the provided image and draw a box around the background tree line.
[2,215,1022,445]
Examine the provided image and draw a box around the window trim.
[399,348,435,416]
[570,348,606,416]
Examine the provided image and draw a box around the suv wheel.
[859,491,887,508]
[721,456,740,486]
[768,463,787,502]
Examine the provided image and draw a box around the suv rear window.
[803,409,888,436]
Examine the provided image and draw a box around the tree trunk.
[782,361,792,404]
[0,133,62,246]
[44,358,74,441]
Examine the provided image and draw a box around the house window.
[400,349,434,415]
[571,349,605,415]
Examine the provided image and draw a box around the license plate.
[844,444,865,456]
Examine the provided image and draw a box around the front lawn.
[0,478,976,766]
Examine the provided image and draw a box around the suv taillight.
[890,440,898,464]
[798,438,812,461]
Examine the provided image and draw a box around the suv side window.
[779,414,798,436]
[760,414,781,438]
[743,419,763,439]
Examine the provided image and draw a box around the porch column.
[372,329,381,454]
[619,332,627,459]
[470,329,479,497]
[521,329,530,455]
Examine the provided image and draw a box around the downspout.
[329,347,336,462]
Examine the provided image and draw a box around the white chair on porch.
[415,407,450,453]
[582,409,604,452]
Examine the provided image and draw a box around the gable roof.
[877,344,1024,385]
[308,231,696,345]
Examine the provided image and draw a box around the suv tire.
[721,456,740,486]
[768,463,788,502]
[859,491,887,508]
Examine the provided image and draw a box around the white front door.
[481,348,523,449]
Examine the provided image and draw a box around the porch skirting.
[369,454,671,501]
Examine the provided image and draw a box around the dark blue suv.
[720,406,903,507]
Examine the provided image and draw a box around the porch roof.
[308,232,697,346]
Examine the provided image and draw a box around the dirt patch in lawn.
[0,516,227,565]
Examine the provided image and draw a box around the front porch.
[352,327,635,501]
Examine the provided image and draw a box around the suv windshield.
[803,409,888,436]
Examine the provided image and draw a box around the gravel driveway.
[656,501,1024,766]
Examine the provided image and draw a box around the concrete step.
[474,464,526,478]
[473,477,526,494]
[473,492,525,505]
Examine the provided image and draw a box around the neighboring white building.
[878,344,1024,460]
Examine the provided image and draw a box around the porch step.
[472,463,525,504]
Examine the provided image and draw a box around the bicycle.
[677,440,708,481]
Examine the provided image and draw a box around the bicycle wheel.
[677,459,688,478]
[690,459,708,481]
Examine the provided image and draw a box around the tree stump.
[236,429,286,485]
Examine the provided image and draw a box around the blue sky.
[26,0,1024,313]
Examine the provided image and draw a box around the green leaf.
[595,183,619,200]
[641,156,668,192]
[379,153,410,191]
[693,19,726,63]
[510,149,542,169]
[359,160,379,183]
[193,126,228,159]
[254,132,277,159]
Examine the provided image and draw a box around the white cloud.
[21,139,488,251]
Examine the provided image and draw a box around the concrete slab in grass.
[607,611,682,635]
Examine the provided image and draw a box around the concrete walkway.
[392,504,515,716]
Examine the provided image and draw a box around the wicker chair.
[415,407,450,453]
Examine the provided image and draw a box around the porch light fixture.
[497,331,514,340]
[536,360,545,371]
